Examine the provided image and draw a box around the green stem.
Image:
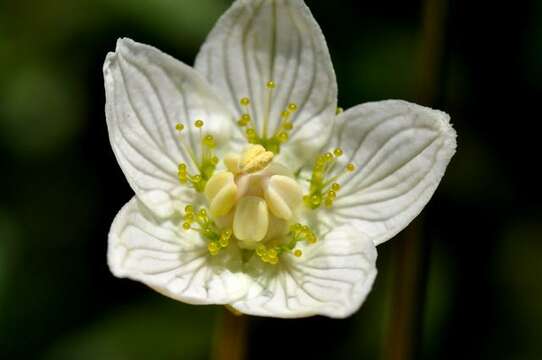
[385,0,448,359]
[212,307,248,360]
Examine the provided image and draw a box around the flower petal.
[195,0,337,168]
[230,224,377,318]
[104,38,237,216]
[325,100,457,245]
[108,197,248,304]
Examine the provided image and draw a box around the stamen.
[235,82,299,155]
[175,120,219,192]
[303,147,357,209]
[182,204,232,256]
[254,222,317,265]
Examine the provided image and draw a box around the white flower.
[104,0,456,318]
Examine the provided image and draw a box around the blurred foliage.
[0,0,540,359]
[43,300,217,360]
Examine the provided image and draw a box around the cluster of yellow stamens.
[236,81,298,154]
[172,85,353,262]
[182,205,232,256]
[303,148,356,209]
[175,120,219,192]
[254,223,317,264]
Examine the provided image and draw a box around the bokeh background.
[1,0,541,359]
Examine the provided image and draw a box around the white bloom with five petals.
[104,0,456,318]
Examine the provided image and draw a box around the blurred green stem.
[385,0,448,359]
[212,307,247,360]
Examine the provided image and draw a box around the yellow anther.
[205,171,237,217]
[327,190,336,199]
[182,222,191,230]
[324,152,333,161]
[194,119,204,128]
[294,249,302,257]
[233,196,269,242]
[346,163,356,172]
[266,81,276,89]
[175,123,184,131]
[282,121,293,130]
[287,103,298,112]
[240,97,250,106]
[185,204,194,213]
[281,110,290,118]
[331,183,341,191]
[333,148,343,157]
[336,107,344,114]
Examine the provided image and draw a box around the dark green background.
[1,0,540,359]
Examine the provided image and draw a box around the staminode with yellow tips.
[105,0,456,319]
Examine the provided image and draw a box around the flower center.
[181,144,317,264]
[204,144,303,241]
[173,81,359,265]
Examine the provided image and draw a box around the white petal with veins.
[231,223,377,318]
[195,0,337,169]
[323,100,457,245]
[108,197,248,304]
[104,38,237,215]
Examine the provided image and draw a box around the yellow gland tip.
[194,119,204,128]
[277,132,289,143]
[203,134,216,148]
[294,249,302,257]
[240,97,250,106]
[266,80,276,89]
[304,147,358,209]
[238,114,251,126]
[287,103,298,112]
[175,123,185,131]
